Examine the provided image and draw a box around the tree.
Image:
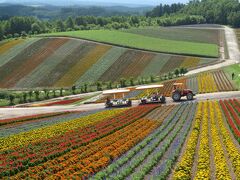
[107,81,112,89]
[28,91,33,101]
[9,94,15,105]
[34,90,40,101]
[31,23,41,34]
[71,85,76,95]
[60,88,64,96]
[21,31,27,38]
[120,78,126,87]
[43,89,48,99]
[0,25,4,41]
[56,20,65,32]
[130,77,134,86]
[150,75,155,83]
[23,93,27,103]
[174,69,180,77]
[53,90,56,98]
[168,72,173,79]
[228,11,240,28]
[96,82,102,91]
[66,17,74,29]
[84,83,88,93]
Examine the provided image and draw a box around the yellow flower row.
[215,101,240,178]
[173,102,203,180]
[0,109,124,151]
[209,101,231,179]
[0,39,24,54]
[197,73,217,93]
[195,101,210,179]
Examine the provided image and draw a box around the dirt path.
[186,26,240,76]
[0,91,240,120]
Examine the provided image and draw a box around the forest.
[0,0,240,41]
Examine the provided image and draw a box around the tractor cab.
[137,85,166,105]
[103,89,132,108]
[172,83,195,102]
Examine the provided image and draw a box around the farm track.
[1,91,240,120]
[186,26,240,76]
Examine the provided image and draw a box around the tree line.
[147,0,240,27]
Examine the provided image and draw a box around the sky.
[0,0,189,6]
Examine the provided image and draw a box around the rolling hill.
[42,29,219,58]
[0,37,217,89]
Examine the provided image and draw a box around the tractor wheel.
[128,100,132,107]
[141,99,146,105]
[160,96,166,103]
[172,92,181,101]
[187,93,194,101]
[105,103,112,108]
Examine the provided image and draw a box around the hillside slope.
[0,37,217,89]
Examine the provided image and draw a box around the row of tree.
[1,67,188,106]
[147,0,240,27]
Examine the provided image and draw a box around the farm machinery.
[137,85,166,105]
[103,89,132,108]
[172,83,195,102]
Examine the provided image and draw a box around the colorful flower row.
[209,102,231,179]
[0,106,157,177]
[0,109,124,151]
[12,118,159,179]
[173,102,203,180]
[195,101,210,179]
[0,112,69,126]
[32,98,82,107]
[220,100,240,141]
[197,73,218,93]
[0,111,106,137]
[93,104,183,179]
[215,101,240,178]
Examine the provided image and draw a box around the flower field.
[0,37,217,88]
[0,99,239,179]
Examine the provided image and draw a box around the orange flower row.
[13,118,160,179]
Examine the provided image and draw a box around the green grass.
[223,63,240,89]
[42,30,219,58]
[124,27,221,45]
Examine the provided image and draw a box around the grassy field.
[0,37,217,89]
[43,30,219,57]
[124,27,221,45]
[223,63,240,89]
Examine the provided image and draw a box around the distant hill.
[0,4,153,20]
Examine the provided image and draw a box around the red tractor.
[172,83,195,102]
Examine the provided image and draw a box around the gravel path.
[186,26,240,76]
[0,91,240,120]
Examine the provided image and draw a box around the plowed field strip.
[99,50,138,82]
[14,39,82,88]
[119,52,154,78]
[0,39,50,88]
[0,39,23,54]
[36,42,96,87]
[54,45,111,87]
[0,38,69,88]
[160,56,184,74]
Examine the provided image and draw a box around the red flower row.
[40,98,82,106]
[0,105,159,177]
[0,112,70,126]
[220,100,240,138]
